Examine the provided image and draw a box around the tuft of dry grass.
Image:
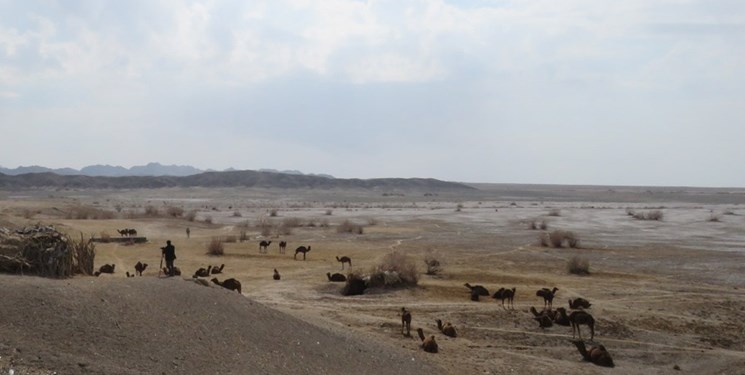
[547,208,561,217]
[368,251,418,287]
[65,206,116,220]
[232,210,242,217]
[567,256,590,275]
[223,235,237,243]
[424,252,442,276]
[529,220,548,230]
[539,230,579,248]
[633,210,663,221]
[337,220,364,234]
[166,206,184,218]
[206,237,224,256]
[185,210,197,222]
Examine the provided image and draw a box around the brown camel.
[211,264,225,274]
[529,306,554,329]
[273,269,281,280]
[336,256,352,270]
[327,272,347,282]
[211,277,242,293]
[554,307,571,326]
[294,246,311,260]
[125,271,135,278]
[436,319,457,337]
[278,241,287,254]
[465,283,489,301]
[417,328,438,353]
[401,308,412,337]
[134,261,147,276]
[94,264,115,276]
[193,265,212,278]
[536,287,559,309]
[573,340,614,367]
[492,287,517,309]
[569,297,592,309]
[259,240,272,253]
[569,310,595,340]
[162,266,181,276]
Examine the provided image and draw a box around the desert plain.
[2,183,745,374]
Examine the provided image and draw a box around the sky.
[1,0,744,187]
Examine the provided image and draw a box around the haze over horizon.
[1,1,744,188]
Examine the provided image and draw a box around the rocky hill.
[0,169,475,191]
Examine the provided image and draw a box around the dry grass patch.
[337,220,364,234]
[567,256,590,275]
[367,251,418,288]
[539,230,580,248]
[206,237,224,256]
[633,210,664,221]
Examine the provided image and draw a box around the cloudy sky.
[1,1,744,187]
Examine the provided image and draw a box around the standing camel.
[336,256,352,270]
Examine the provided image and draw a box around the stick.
[158,252,164,277]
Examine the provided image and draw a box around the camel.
[336,256,352,270]
[436,319,457,337]
[127,229,137,236]
[273,269,281,280]
[327,272,347,282]
[492,287,517,309]
[569,310,595,340]
[294,246,311,260]
[117,229,128,237]
[134,261,147,276]
[163,266,181,276]
[193,265,212,278]
[211,264,225,274]
[259,240,272,254]
[401,308,412,337]
[536,287,559,309]
[417,328,438,353]
[211,278,242,293]
[465,283,489,301]
[569,298,592,309]
[530,306,556,329]
[126,271,134,278]
[553,307,571,326]
[573,340,614,367]
[279,241,287,254]
[94,264,115,276]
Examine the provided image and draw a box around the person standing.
[186,227,190,239]
[161,240,176,276]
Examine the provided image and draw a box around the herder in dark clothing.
[161,240,176,277]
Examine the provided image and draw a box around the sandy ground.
[2,186,745,374]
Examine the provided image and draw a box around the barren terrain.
[2,185,745,374]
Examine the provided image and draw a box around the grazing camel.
[336,256,352,270]
[278,241,287,254]
[192,265,212,278]
[436,319,457,338]
[294,246,311,260]
[401,308,412,337]
[211,277,242,293]
[117,229,128,237]
[273,269,281,280]
[465,283,489,301]
[134,261,147,276]
[327,272,347,282]
[94,264,115,276]
[553,307,571,326]
[569,298,592,309]
[210,264,225,274]
[259,240,272,254]
[536,287,559,309]
[492,287,517,309]
[416,328,438,353]
[573,340,614,367]
[163,266,181,276]
[569,310,595,340]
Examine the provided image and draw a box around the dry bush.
[455,203,463,212]
[22,209,35,219]
[337,220,364,234]
[166,206,184,218]
[633,210,664,221]
[276,224,293,236]
[708,213,722,222]
[305,219,317,227]
[367,218,379,226]
[319,219,330,228]
[203,215,213,224]
[424,252,442,275]
[282,217,302,228]
[206,237,224,256]
[144,205,159,217]
[547,209,561,217]
[625,208,636,216]
[529,220,548,230]
[114,204,123,213]
[239,229,249,242]
[255,217,273,237]
[325,209,333,216]
[223,235,237,243]
[539,230,579,248]
[69,233,96,276]
[232,210,242,217]
[567,256,590,275]
[99,231,111,243]
[65,206,116,220]
[368,251,418,287]
[184,210,197,222]
[269,209,278,217]
[341,272,367,296]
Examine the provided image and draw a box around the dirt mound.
[0,275,441,375]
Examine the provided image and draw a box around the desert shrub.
[144,205,159,217]
[269,209,278,217]
[547,209,561,217]
[319,219,330,228]
[184,210,197,222]
[206,237,224,256]
[633,210,664,221]
[341,273,367,296]
[424,252,442,275]
[223,235,237,243]
[367,218,379,226]
[455,203,463,212]
[282,217,302,228]
[723,209,736,216]
[99,231,111,243]
[306,219,317,227]
[625,208,636,216]
[65,206,116,220]
[529,220,548,230]
[232,210,242,217]
[368,251,418,287]
[539,230,579,248]
[708,213,722,222]
[203,215,213,224]
[166,206,184,218]
[337,220,364,234]
[276,224,293,236]
[325,209,333,216]
[567,256,590,275]
[239,229,249,242]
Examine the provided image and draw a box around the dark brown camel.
[211,277,242,293]
[210,264,225,274]
[465,283,489,301]
[401,307,412,336]
[529,306,554,329]
[327,272,347,282]
[193,265,212,278]
[163,266,181,276]
[94,264,115,276]
[126,271,135,278]
[569,310,595,340]
[294,246,311,260]
[259,240,272,254]
[492,287,516,309]
[436,319,457,337]
[279,241,287,254]
[134,261,148,276]
[336,256,352,270]
[569,297,592,309]
[417,328,438,353]
[536,287,559,309]
[273,269,281,280]
[117,229,128,237]
[573,340,614,367]
[554,307,571,326]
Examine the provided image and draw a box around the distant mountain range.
[0,162,334,179]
